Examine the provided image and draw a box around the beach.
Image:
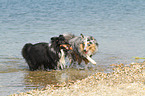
[11,62,145,96]
[1,0,145,95]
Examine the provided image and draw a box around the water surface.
[0,0,145,95]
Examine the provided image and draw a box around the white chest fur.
[58,49,66,69]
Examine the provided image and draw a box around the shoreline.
[11,62,145,96]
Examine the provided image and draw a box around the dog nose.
[84,49,87,52]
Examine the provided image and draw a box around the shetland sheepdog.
[63,33,99,65]
[22,35,72,71]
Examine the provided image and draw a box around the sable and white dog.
[63,33,99,65]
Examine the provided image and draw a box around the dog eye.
[90,42,92,44]
[82,43,85,45]
[88,44,90,46]
[87,39,90,41]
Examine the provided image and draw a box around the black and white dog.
[22,35,72,71]
[63,33,99,65]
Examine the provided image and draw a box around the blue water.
[0,0,145,95]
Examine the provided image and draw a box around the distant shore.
[11,62,145,96]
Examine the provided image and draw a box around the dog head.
[78,34,98,64]
[51,35,72,51]
[79,34,98,57]
[50,35,73,69]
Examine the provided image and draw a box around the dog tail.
[22,43,33,59]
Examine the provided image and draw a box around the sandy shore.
[11,62,145,96]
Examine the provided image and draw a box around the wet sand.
[11,62,145,96]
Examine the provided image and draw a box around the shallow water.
[0,0,145,95]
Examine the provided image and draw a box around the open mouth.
[60,44,73,50]
[83,50,96,65]
[84,51,88,54]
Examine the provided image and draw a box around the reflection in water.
[0,56,107,96]
[24,67,105,89]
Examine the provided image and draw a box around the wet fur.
[63,34,99,65]
[22,35,70,71]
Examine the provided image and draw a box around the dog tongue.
[86,55,96,65]
[85,51,88,54]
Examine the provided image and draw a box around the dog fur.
[22,35,71,71]
[63,33,99,65]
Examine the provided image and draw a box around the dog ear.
[80,34,84,38]
[59,35,64,38]
[90,36,94,40]
[51,37,58,42]
[51,37,54,41]
[59,35,64,39]
[51,37,56,41]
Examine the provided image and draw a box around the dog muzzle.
[60,44,73,50]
